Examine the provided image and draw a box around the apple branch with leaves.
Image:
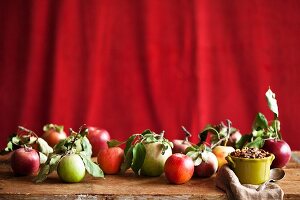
[34,125,104,183]
[185,144,212,166]
[198,119,237,148]
[120,129,173,175]
[0,126,53,164]
[236,88,281,149]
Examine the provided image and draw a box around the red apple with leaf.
[185,144,218,178]
[87,127,111,157]
[164,153,194,184]
[1,126,53,172]
[194,151,218,178]
[172,126,194,154]
[10,147,40,176]
[236,88,292,168]
[97,145,124,175]
[263,139,291,168]
[42,124,67,148]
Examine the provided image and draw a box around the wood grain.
[0,152,299,200]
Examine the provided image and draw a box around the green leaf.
[235,134,252,149]
[204,145,212,152]
[143,134,157,143]
[74,139,83,153]
[12,136,21,145]
[39,152,48,164]
[34,154,62,183]
[49,155,62,173]
[124,135,138,155]
[121,146,134,173]
[107,140,123,147]
[198,144,206,151]
[271,119,281,132]
[265,88,279,117]
[186,151,199,160]
[131,143,146,175]
[53,139,66,153]
[141,129,152,136]
[246,137,265,148]
[218,127,228,137]
[194,157,202,166]
[34,164,50,183]
[43,124,64,133]
[37,138,53,155]
[28,136,37,144]
[0,141,14,155]
[80,153,104,178]
[252,130,264,138]
[252,113,268,130]
[199,126,220,143]
[201,151,209,162]
[81,136,92,158]
[161,142,172,155]
[186,150,202,166]
[277,132,282,140]
[185,146,197,154]
[79,127,89,137]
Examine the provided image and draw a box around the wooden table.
[0,152,299,200]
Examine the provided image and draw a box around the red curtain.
[0,0,299,150]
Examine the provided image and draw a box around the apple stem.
[211,137,227,149]
[181,126,191,142]
[159,131,165,140]
[273,114,280,139]
[24,145,33,152]
[224,119,232,147]
[68,128,80,151]
[18,126,39,139]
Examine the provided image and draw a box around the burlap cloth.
[216,165,284,200]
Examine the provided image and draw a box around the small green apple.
[140,142,172,176]
[57,154,86,183]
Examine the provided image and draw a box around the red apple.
[172,139,193,154]
[227,130,242,147]
[194,152,218,178]
[262,139,291,168]
[87,127,111,157]
[97,147,124,174]
[164,153,194,184]
[172,126,193,154]
[42,124,67,148]
[10,147,40,176]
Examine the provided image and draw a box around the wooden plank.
[0,152,299,199]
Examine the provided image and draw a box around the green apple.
[140,142,172,176]
[57,154,86,183]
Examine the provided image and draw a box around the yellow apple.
[212,146,235,169]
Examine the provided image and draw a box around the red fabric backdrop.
[0,0,299,150]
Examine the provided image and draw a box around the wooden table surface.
[0,152,299,200]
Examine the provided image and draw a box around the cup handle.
[226,156,235,169]
[271,154,275,162]
[270,154,275,164]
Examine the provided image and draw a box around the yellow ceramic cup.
[226,154,275,184]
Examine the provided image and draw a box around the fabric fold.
[216,165,284,200]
